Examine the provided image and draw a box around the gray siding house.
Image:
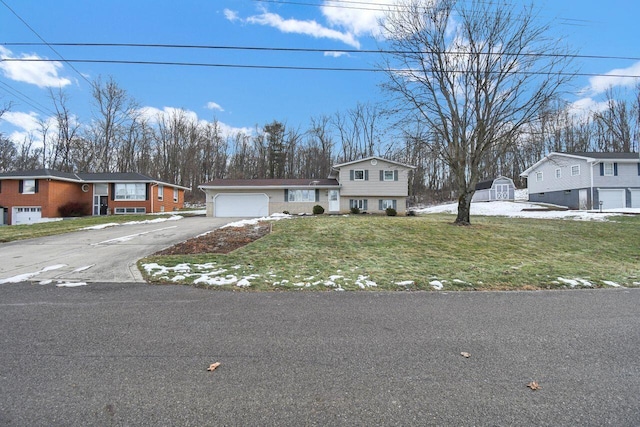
[199,157,415,217]
[520,152,640,209]
[471,176,516,202]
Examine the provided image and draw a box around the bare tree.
[380,0,575,224]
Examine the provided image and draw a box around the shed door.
[214,194,269,217]
[630,189,640,208]
[13,207,42,225]
[598,189,625,209]
[495,184,509,200]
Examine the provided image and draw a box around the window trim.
[114,207,147,214]
[350,199,368,210]
[535,172,543,182]
[21,179,36,194]
[603,162,614,176]
[354,169,365,181]
[114,183,147,201]
[379,199,397,210]
[555,168,561,179]
[158,185,164,201]
[285,189,319,203]
[173,187,178,203]
[571,165,580,176]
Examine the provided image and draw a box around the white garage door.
[214,194,269,217]
[13,207,42,225]
[598,189,625,209]
[630,189,640,208]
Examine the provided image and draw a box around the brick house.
[0,169,190,225]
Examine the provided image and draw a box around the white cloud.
[223,8,239,22]
[2,111,41,133]
[321,0,395,38]
[566,97,609,123]
[0,47,71,88]
[585,61,640,95]
[244,12,361,48]
[206,101,224,112]
[324,51,349,58]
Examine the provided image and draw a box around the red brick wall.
[151,185,186,213]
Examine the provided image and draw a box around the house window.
[383,170,395,181]
[555,168,561,179]
[114,183,146,200]
[354,170,365,180]
[158,185,164,201]
[603,162,614,176]
[173,188,178,203]
[350,199,368,210]
[21,179,36,194]
[571,165,580,176]
[379,199,397,210]
[287,189,316,202]
[536,172,543,182]
[114,207,146,214]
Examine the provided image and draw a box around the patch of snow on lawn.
[83,223,120,230]
[557,277,593,288]
[430,280,444,290]
[355,275,377,288]
[83,215,183,230]
[602,280,622,288]
[396,280,414,286]
[416,200,632,221]
[221,213,292,229]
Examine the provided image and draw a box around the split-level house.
[520,152,640,209]
[0,169,190,225]
[199,157,416,217]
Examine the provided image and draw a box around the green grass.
[139,214,640,291]
[0,212,199,243]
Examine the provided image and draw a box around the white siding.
[527,156,591,194]
[338,159,411,197]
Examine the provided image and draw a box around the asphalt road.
[1,284,639,426]
[0,216,234,283]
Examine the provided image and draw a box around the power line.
[0,0,91,86]
[2,58,639,79]
[4,42,640,62]
[0,81,55,116]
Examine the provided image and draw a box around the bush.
[407,210,416,217]
[385,207,397,216]
[58,201,90,217]
[312,205,325,215]
[350,206,360,214]
[282,210,290,215]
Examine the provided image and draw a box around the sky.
[1,0,639,147]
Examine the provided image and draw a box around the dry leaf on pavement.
[207,362,221,372]
[527,381,541,390]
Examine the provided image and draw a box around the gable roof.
[199,178,339,189]
[332,156,416,170]
[520,152,640,177]
[0,169,190,190]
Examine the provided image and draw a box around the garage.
[630,189,640,208]
[597,189,625,210]
[214,194,269,217]
[13,207,42,225]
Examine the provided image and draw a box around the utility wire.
[0,81,55,116]
[3,58,639,79]
[0,0,91,86]
[4,42,640,62]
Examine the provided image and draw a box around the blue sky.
[1,0,639,146]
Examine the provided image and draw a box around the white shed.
[472,176,516,202]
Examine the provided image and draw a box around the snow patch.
[602,280,621,288]
[396,280,414,286]
[430,280,444,290]
[557,277,593,288]
[221,213,291,229]
[56,282,87,287]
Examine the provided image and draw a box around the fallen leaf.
[207,362,221,372]
[527,381,541,390]
[460,352,471,358]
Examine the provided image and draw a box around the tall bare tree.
[380,0,575,224]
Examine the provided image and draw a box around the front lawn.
[140,214,640,291]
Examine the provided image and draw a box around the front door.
[579,189,588,210]
[329,190,340,212]
[100,196,109,215]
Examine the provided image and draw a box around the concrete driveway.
[0,216,235,283]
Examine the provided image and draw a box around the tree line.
[1,77,638,204]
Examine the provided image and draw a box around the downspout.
[150,182,158,213]
[590,161,595,210]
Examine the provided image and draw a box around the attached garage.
[214,194,269,217]
[630,189,640,208]
[597,189,625,209]
[13,207,42,225]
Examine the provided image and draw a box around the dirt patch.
[154,222,271,255]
